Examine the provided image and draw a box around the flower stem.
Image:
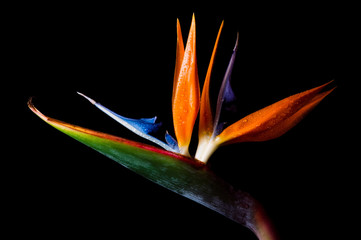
[249,202,279,240]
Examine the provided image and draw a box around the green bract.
[28,98,277,240]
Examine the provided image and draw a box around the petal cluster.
[76,15,334,163]
[173,15,334,163]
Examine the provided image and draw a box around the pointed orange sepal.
[216,81,335,145]
[198,21,224,140]
[172,14,200,155]
[172,19,185,105]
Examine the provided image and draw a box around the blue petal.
[119,115,162,134]
[165,131,180,152]
[212,33,239,137]
[140,117,157,124]
[77,92,179,153]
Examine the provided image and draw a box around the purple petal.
[212,33,239,137]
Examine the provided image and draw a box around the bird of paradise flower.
[28,14,334,240]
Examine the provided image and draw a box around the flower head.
[75,14,334,163]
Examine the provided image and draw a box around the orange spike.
[172,14,200,155]
[199,21,224,139]
[172,19,185,105]
[216,81,335,145]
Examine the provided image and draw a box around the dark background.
[11,2,356,239]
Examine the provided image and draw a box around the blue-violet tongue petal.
[77,92,179,153]
[165,131,180,153]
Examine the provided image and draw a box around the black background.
[11,2,357,239]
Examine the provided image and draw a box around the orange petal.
[172,14,200,155]
[172,19,184,105]
[216,81,335,145]
[198,20,224,140]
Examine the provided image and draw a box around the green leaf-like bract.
[28,99,276,240]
